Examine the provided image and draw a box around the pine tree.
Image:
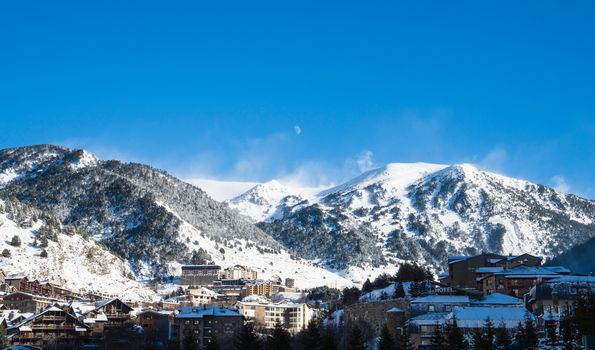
[482,317,495,350]
[182,333,199,350]
[545,321,557,346]
[494,321,511,349]
[394,282,406,299]
[10,235,21,247]
[40,249,48,258]
[513,321,525,347]
[235,323,261,350]
[445,316,467,350]
[409,282,422,297]
[572,290,595,339]
[301,319,321,350]
[396,325,415,350]
[429,323,445,350]
[560,311,573,350]
[1,249,10,258]
[320,325,337,350]
[347,325,366,350]
[379,324,395,350]
[362,279,373,294]
[268,322,291,350]
[0,327,8,349]
[472,328,486,350]
[523,315,538,349]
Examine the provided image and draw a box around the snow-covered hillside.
[0,198,156,301]
[230,162,595,277]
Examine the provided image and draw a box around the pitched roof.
[8,306,88,331]
[471,293,523,306]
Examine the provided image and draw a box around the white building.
[236,297,313,333]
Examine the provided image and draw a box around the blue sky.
[0,1,594,197]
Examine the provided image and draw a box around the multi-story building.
[223,265,258,280]
[241,281,295,298]
[83,298,133,330]
[186,287,218,305]
[173,306,243,349]
[1,292,57,313]
[479,265,567,297]
[1,276,74,299]
[181,265,221,286]
[137,309,174,342]
[236,300,313,334]
[7,306,91,348]
[527,275,595,325]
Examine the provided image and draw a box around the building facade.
[181,265,222,286]
[174,306,243,348]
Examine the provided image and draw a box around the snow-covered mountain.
[0,145,353,292]
[229,163,595,277]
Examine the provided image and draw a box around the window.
[428,305,435,312]
[445,305,452,312]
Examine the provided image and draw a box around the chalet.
[85,298,133,330]
[442,253,544,290]
[527,275,595,325]
[174,306,243,349]
[137,309,174,342]
[479,265,566,297]
[7,306,91,348]
[181,265,221,286]
[1,292,57,313]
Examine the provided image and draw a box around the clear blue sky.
[1,1,594,197]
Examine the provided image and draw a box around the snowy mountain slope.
[0,198,156,301]
[231,163,595,276]
[0,145,354,289]
[184,178,259,201]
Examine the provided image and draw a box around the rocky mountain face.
[229,163,595,274]
[0,145,353,290]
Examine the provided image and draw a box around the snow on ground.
[359,282,412,302]
[175,219,354,290]
[0,204,157,302]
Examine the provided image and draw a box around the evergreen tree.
[545,321,557,346]
[320,325,337,350]
[523,315,538,349]
[40,249,48,258]
[347,325,366,350]
[362,279,373,294]
[482,317,495,350]
[0,327,8,349]
[235,323,261,350]
[1,249,9,258]
[10,235,21,247]
[494,321,511,349]
[445,316,467,350]
[513,321,525,347]
[396,324,415,350]
[268,322,291,350]
[341,287,362,306]
[409,282,423,297]
[472,328,487,350]
[394,282,406,299]
[300,319,321,350]
[572,290,595,339]
[560,311,573,349]
[429,323,445,350]
[379,324,395,350]
[182,333,199,350]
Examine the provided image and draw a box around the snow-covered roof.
[546,275,595,284]
[411,295,470,304]
[176,306,241,319]
[410,312,450,325]
[453,306,533,329]
[241,295,270,303]
[471,293,522,306]
[475,267,504,273]
[494,266,561,277]
[542,266,572,274]
[387,307,403,313]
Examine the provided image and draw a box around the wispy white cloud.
[356,151,374,173]
[476,148,507,173]
[551,175,571,193]
[293,125,302,136]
